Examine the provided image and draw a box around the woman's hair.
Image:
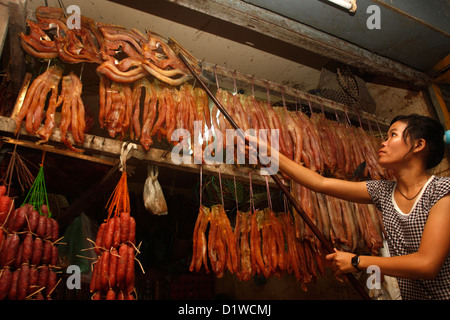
[390,114,445,169]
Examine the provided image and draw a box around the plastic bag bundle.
[143,165,168,215]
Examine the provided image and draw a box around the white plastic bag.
[143,164,168,215]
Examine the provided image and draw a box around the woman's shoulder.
[423,176,450,206]
[429,175,450,193]
[366,178,396,189]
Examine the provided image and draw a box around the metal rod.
[179,53,370,300]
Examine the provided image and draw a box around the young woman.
[247,114,449,300]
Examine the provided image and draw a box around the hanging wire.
[214,65,220,92]
[319,97,325,115]
[199,166,203,206]
[233,174,239,212]
[218,171,225,208]
[344,106,352,127]
[22,150,51,216]
[264,175,272,211]
[249,171,255,213]
[307,96,313,115]
[265,81,271,106]
[281,86,287,109]
[233,70,238,95]
[333,102,341,123]
[373,115,385,140]
[251,75,255,97]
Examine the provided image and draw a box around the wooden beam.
[0,116,282,188]
[165,0,430,88]
[200,61,391,129]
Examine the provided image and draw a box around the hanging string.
[333,102,341,123]
[282,178,289,215]
[366,118,373,135]
[119,142,137,172]
[344,107,352,127]
[307,96,313,115]
[249,171,255,213]
[264,175,272,211]
[233,70,238,95]
[319,97,325,115]
[373,115,384,140]
[79,62,85,81]
[40,150,46,167]
[199,166,203,206]
[265,81,271,106]
[233,174,239,212]
[251,75,255,97]
[214,65,220,92]
[356,109,363,128]
[218,171,225,208]
[281,87,287,110]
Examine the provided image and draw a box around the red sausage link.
[116,290,124,300]
[95,222,106,255]
[41,241,52,265]
[0,185,6,197]
[112,217,121,248]
[51,218,59,242]
[45,217,54,240]
[22,233,34,264]
[100,250,110,290]
[103,218,115,249]
[28,266,39,296]
[50,245,58,266]
[31,237,43,266]
[14,244,23,269]
[27,210,40,233]
[0,229,4,255]
[125,245,135,290]
[0,268,12,300]
[91,291,101,300]
[6,208,17,232]
[37,265,49,288]
[36,215,47,239]
[116,244,128,289]
[106,288,115,300]
[4,233,20,267]
[45,269,57,298]
[120,211,130,243]
[0,233,12,266]
[8,269,19,300]
[17,264,30,300]
[12,207,27,232]
[108,247,118,288]
[128,217,136,244]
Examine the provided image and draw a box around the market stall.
[0,0,448,302]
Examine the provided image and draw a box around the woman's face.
[378,121,412,169]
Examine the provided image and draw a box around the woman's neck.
[394,167,429,193]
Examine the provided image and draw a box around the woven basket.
[318,61,377,114]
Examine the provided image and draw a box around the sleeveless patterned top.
[366,176,450,300]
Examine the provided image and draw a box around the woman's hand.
[326,248,358,275]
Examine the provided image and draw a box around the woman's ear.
[413,138,426,153]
